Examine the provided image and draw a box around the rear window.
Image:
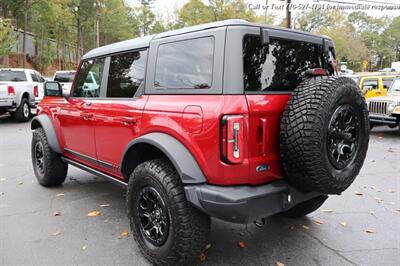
[0,70,27,82]
[154,37,214,89]
[362,79,378,91]
[54,72,75,83]
[243,35,334,93]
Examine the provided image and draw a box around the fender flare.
[121,133,206,184]
[31,115,62,153]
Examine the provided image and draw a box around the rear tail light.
[221,115,244,164]
[33,85,38,97]
[305,68,328,76]
[7,86,15,96]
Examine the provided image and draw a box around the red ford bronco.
[31,20,369,265]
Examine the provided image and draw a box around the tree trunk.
[22,0,29,68]
[76,17,81,65]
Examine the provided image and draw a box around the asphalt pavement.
[0,114,399,266]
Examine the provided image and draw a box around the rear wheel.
[127,159,210,265]
[14,98,31,122]
[31,128,68,186]
[281,195,328,218]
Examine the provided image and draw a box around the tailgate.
[0,83,9,97]
[245,94,290,184]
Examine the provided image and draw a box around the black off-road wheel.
[15,98,31,122]
[280,77,369,195]
[127,159,210,266]
[31,128,68,186]
[281,195,328,218]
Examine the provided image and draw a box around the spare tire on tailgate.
[280,76,369,195]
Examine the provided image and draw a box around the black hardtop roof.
[83,19,332,59]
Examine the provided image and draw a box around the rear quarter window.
[154,37,214,90]
[243,35,333,93]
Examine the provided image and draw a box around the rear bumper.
[185,180,320,224]
[370,114,399,126]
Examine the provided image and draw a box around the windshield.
[390,79,400,92]
[0,70,27,82]
[54,72,75,83]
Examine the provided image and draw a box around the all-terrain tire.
[281,195,328,218]
[280,76,369,195]
[127,159,210,266]
[15,98,31,122]
[31,128,68,186]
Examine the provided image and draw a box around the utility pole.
[264,0,269,24]
[286,0,291,29]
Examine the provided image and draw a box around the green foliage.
[0,18,16,57]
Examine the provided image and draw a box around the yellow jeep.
[359,75,396,99]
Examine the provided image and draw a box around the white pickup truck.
[0,68,45,122]
[52,70,76,96]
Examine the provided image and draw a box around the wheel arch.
[31,115,62,153]
[121,133,206,184]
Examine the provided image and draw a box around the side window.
[243,35,328,93]
[382,78,393,89]
[72,58,105,98]
[107,50,147,98]
[154,37,214,89]
[362,79,378,91]
[30,73,39,82]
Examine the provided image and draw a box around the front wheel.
[31,128,68,186]
[127,159,210,265]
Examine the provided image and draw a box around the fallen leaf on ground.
[302,225,310,230]
[238,240,246,248]
[204,243,212,251]
[56,193,65,197]
[87,210,102,217]
[340,221,347,227]
[314,219,324,225]
[100,204,110,207]
[388,148,395,153]
[375,197,383,203]
[276,262,285,266]
[321,209,333,213]
[18,181,23,185]
[370,211,375,215]
[53,211,61,216]
[51,230,61,236]
[365,229,375,234]
[370,186,381,192]
[120,230,129,238]
[389,189,396,193]
[0,178,6,181]
[354,191,363,196]
[82,245,87,250]
[199,253,206,262]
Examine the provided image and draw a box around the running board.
[62,156,128,188]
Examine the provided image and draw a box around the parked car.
[31,20,369,265]
[0,68,44,121]
[359,74,396,99]
[52,70,76,96]
[367,77,400,131]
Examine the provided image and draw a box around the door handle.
[81,113,93,120]
[260,118,268,156]
[120,116,137,125]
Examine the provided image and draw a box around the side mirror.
[260,28,269,46]
[44,81,63,97]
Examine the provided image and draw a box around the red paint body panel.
[37,93,291,186]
